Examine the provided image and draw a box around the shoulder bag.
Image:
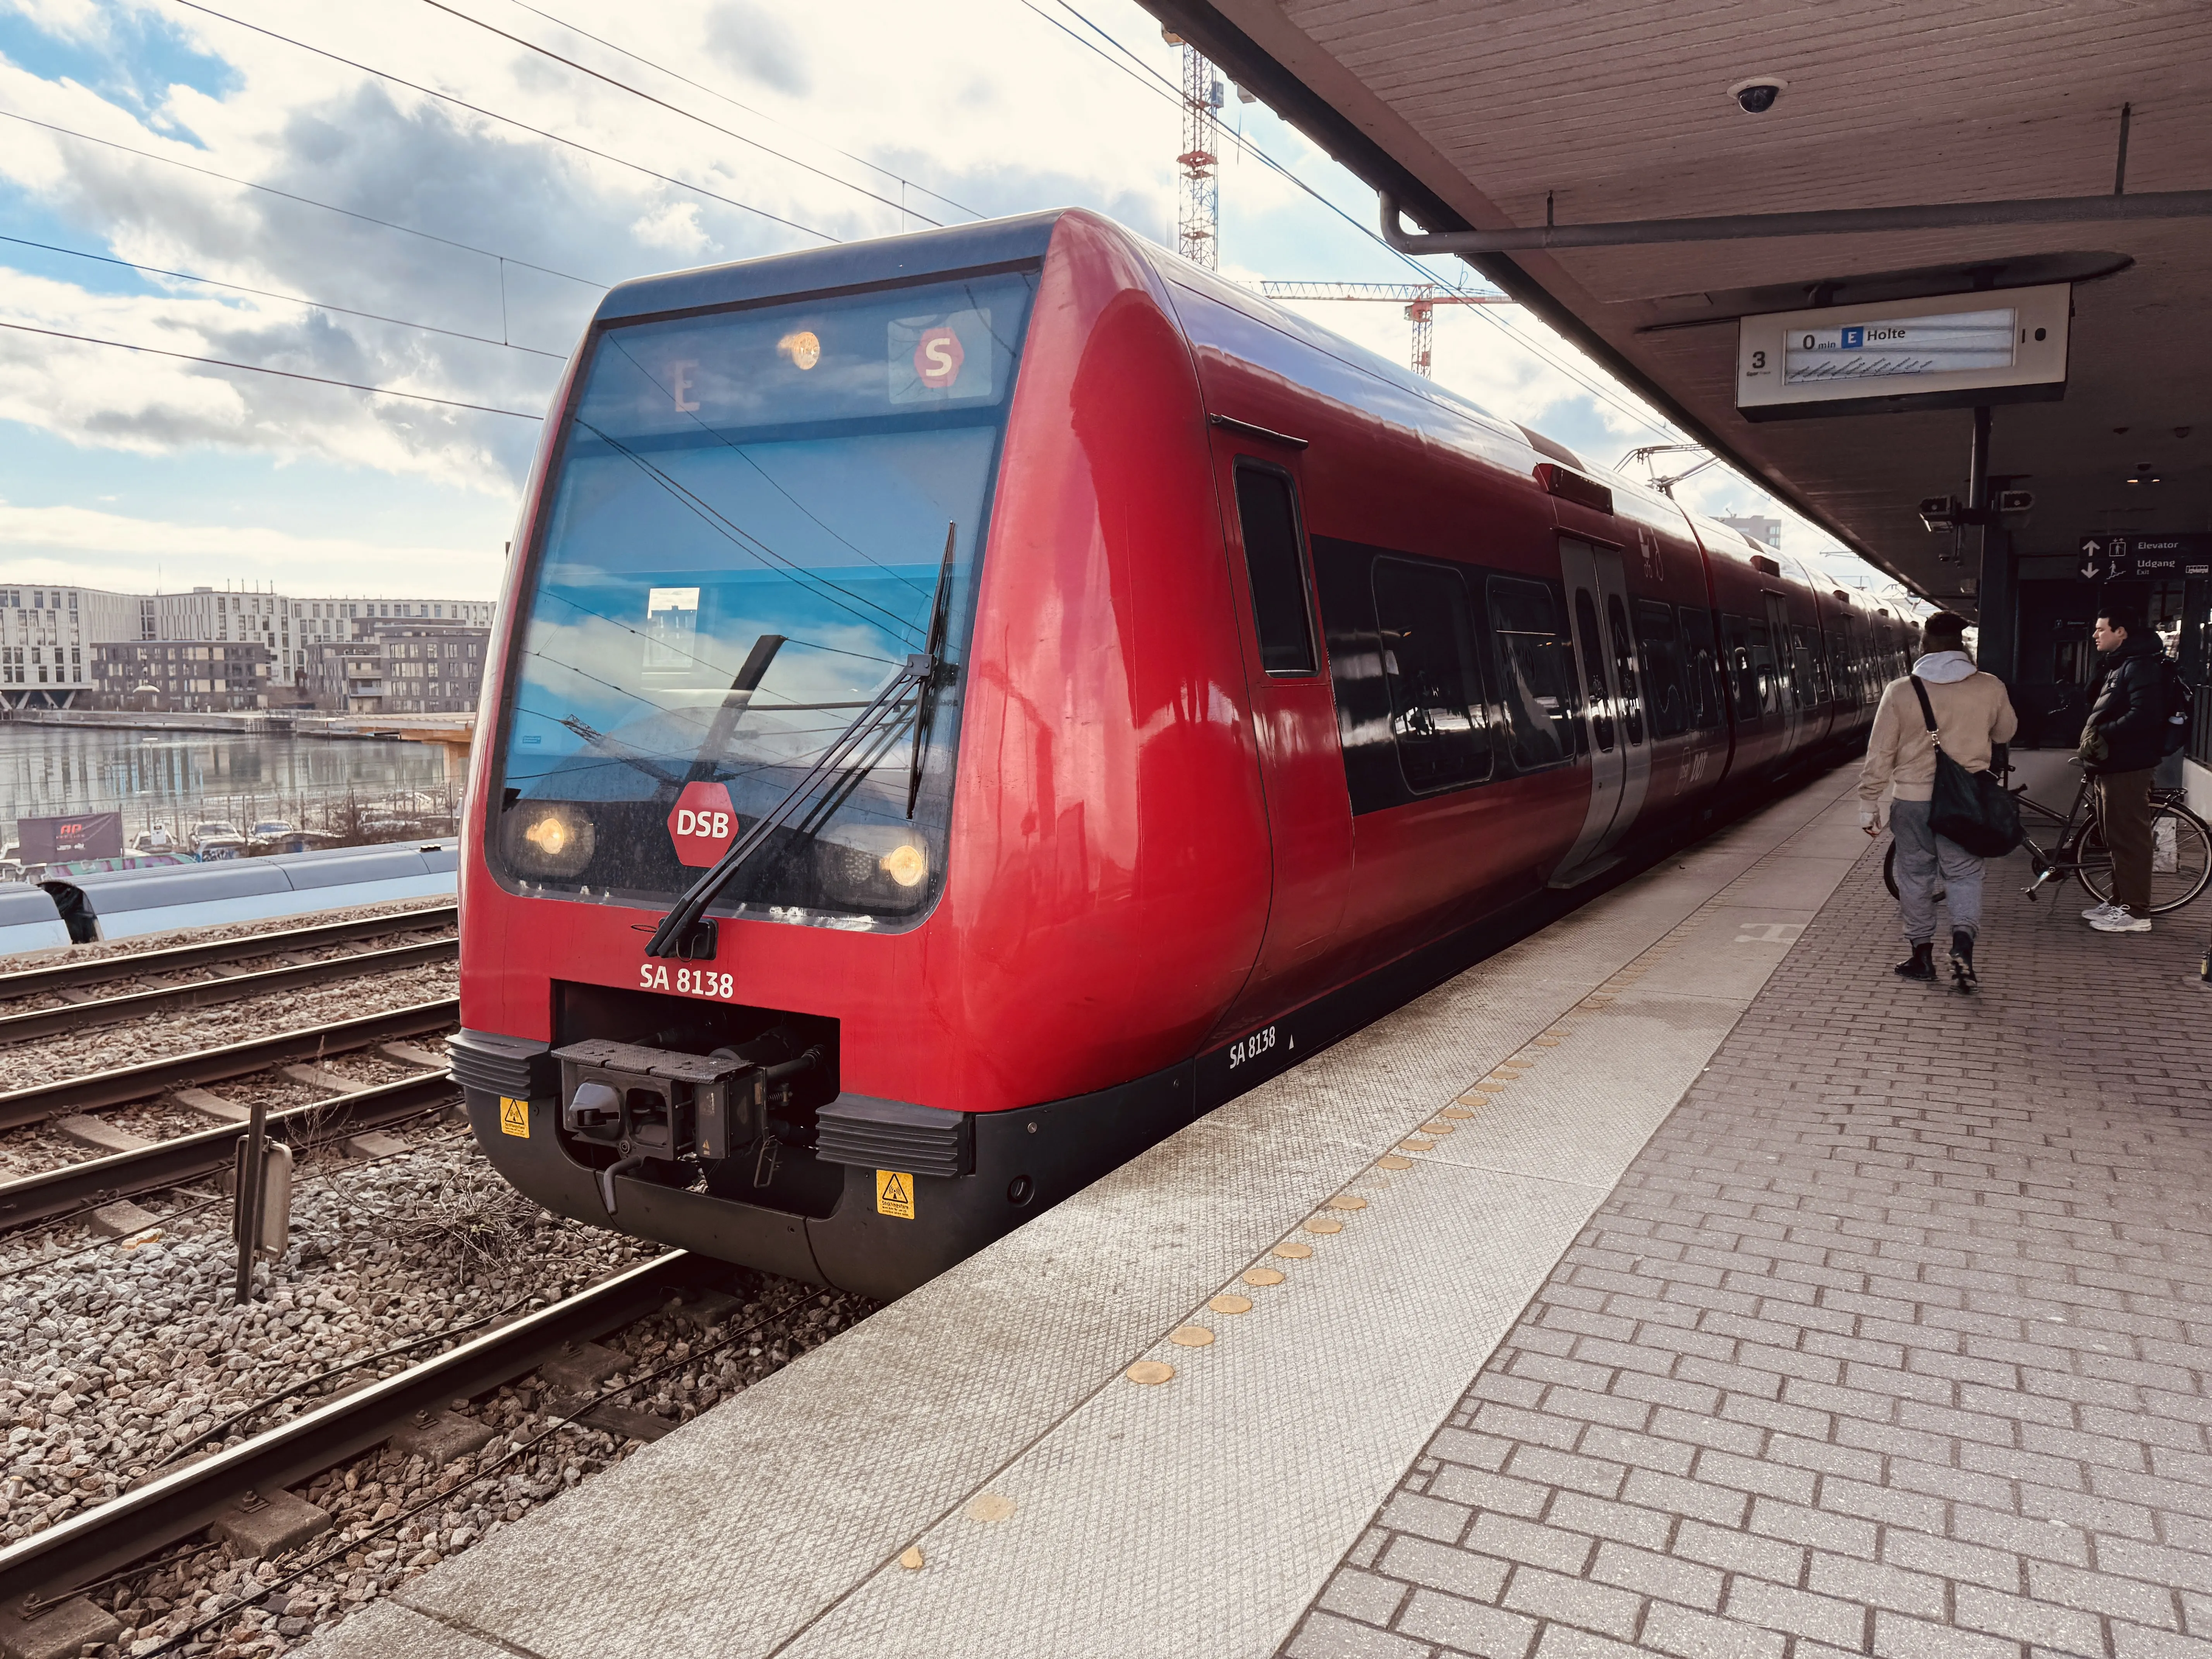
[1910,675,2023,857]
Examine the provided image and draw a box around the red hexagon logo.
[667,781,738,868]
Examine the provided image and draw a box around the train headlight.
[879,843,928,888]
[509,803,595,877]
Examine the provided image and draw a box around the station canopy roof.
[1141,0,2212,611]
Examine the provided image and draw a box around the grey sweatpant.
[1890,797,1984,944]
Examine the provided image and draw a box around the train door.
[1212,445,1351,1005]
[1553,539,1649,884]
[1761,591,1804,755]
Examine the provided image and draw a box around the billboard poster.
[17,811,125,864]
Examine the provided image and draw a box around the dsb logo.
[667,781,740,868]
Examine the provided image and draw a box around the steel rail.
[0,938,457,1046]
[0,1251,704,1614]
[0,905,457,1001]
[0,1072,462,1235]
[0,1000,459,1130]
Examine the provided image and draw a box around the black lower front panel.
[464,1059,1195,1302]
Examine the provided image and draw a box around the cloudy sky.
[0,0,1905,605]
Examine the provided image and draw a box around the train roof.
[589,210,1659,522]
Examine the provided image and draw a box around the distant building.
[1717,515,1782,550]
[91,639,274,711]
[0,584,137,708]
[306,620,490,715]
[12,580,498,711]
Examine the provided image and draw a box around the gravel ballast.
[0,1130,872,1657]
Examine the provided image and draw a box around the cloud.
[701,1,810,97]
[0,498,503,597]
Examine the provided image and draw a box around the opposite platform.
[302,763,1873,1659]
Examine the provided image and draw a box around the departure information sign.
[1737,283,2070,420]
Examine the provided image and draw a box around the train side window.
[1678,606,1724,730]
[1607,594,1645,746]
[1485,577,1577,769]
[1746,621,1779,715]
[1575,589,1614,752]
[1635,599,1689,738]
[1370,557,1493,791]
[1232,462,1317,676]
[1720,613,1760,723]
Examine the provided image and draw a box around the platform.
[304,761,2212,1659]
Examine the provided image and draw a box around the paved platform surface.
[1288,801,2212,1658]
[302,764,2211,1659]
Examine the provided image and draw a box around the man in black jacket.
[2079,604,2170,933]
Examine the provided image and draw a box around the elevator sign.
[2078,535,2212,582]
[1736,283,2070,421]
[667,781,739,868]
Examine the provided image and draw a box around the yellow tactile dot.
[1304,1217,1344,1235]
[1534,1037,1562,1047]
[1242,1266,1285,1286]
[966,1492,1017,1522]
[1377,1154,1414,1170]
[1272,1240,1313,1260]
[1126,1360,1175,1385]
[1440,1108,1474,1120]
[1210,1293,1253,1315]
[1399,1137,1434,1152]
[1326,1194,1369,1211]
[1170,1325,1215,1348]
[898,1546,925,1570]
[1421,1121,1456,1135]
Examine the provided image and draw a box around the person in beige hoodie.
[1858,611,2019,988]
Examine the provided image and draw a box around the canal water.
[0,725,453,846]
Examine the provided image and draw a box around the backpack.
[2162,659,2195,757]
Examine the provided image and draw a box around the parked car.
[189,821,247,860]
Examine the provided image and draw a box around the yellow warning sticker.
[875,1169,915,1220]
[499,1096,530,1139]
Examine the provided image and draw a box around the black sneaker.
[1894,943,1936,981]
[1949,930,1977,992]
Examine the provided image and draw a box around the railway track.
[0,1069,463,1235]
[0,937,457,1046]
[0,1252,726,1625]
[0,999,458,1131]
[0,905,456,1004]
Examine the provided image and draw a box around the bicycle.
[1881,766,2212,916]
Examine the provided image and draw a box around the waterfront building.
[0,584,137,708]
[89,639,275,711]
[305,619,490,715]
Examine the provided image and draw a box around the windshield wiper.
[685,632,786,784]
[644,651,934,960]
[907,522,958,818]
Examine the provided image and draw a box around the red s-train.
[452,210,1911,1299]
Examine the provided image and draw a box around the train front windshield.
[493,270,1037,927]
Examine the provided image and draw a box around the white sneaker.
[2080,902,2119,922]
[2089,906,2153,934]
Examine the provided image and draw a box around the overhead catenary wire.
[500,0,984,223]
[166,0,844,246]
[0,233,568,359]
[1017,0,1690,451]
[417,0,950,229]
[0,109,605,288]
[0,319,544,419]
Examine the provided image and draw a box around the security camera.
[1917,495,1958,533]
[1729,77,1787,114]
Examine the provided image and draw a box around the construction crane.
[1160,31,1224,269]
[1259,280,1516,376]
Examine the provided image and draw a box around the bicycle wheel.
[1880,836,1945,904]
[2075,805,2212,915]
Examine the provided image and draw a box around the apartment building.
[89,640,274,711]
[0,584,137,707]
[306,619,490,715]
